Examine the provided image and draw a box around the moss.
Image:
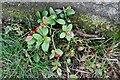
[70,14,119,38]
[3,7,30,19]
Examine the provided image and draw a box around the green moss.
[3,8,30,19]
[70,14,119,38]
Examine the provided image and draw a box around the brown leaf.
[25,36,33,42]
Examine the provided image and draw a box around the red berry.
[35,28,39,33]
[54,54,60,59]
[38,25,44,28]
[35,26,44,33]
[32,30,37,33]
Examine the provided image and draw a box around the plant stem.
[52,31,56,50]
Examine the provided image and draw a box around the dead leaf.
[57,68,62,76]
[70,50,75,57]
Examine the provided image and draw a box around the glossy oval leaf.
[55,9,62,14]
[42,27,49,36]
[38,28,43,35]
[36,11,41,19]
[59,13,64,18]
[55,49,63,56]
[27,38,36,45]
[67,9,75,16]
[33,53,40,62]
[49,52,55,59]
[42,42,49,52]
[49,7,55,15]
[66,35,71,41]
[37,19,42,23]
[44,37,51,43]
[60,32,66,38]
[62,25,67,31]
[33,34,42,40]
[35,40,42,48]
[47,18,56,25]
[68,24,73,31]
[42,10,48,17]
[56,19,65,25]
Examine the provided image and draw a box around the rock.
[2,2,119,24]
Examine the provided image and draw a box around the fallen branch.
[75,30,98,38]
[70,68,90,74]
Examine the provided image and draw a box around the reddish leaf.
[25,36,33,42]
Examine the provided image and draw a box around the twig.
[89,37,105,40]
[100,37,112,46]
[75,30,98,38]
[70,68,90,74]
[65,62,70,79]
[52,31,56,50]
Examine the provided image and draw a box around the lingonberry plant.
[60,24,74,41]
[25,6,75,76]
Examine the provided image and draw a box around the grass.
[1,34,54,78]
[1,26,120,78]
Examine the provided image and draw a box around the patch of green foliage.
[1,6,120,79]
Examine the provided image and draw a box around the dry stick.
[65,62,70,79]
[75,30,98,38]
[75,30,105,40]
[70,68,90,74]
[52,31,56,50]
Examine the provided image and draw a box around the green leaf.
[35,40,42,48]
[37,19,42,23]
[95,69,102,76]
[50,15,57,19]
[27,38,36,45]
[59,13,64,18]
[67,9,75,16]
[44,37,51,43]
[68,24,73,31]
[66,6,71,10]
[27,44,32,49]
[66,35,71,41]
[70,74,78,78]
[57,62,61,67]
[33,34,42,40]
[36,11,41,19]
[49,7,55,15]
[60,32,66,38]
[33,53,40,62]
[47,18,56,25]
[56,19,66,25]
[49,52,55,59]
[38,28,43,35]
[42,27,48,36]
[55,9,62,14]
[52,62,57,66]
[42,42,49,52]
[67,19,71,23]
[55,49,63,56]
[67,58,71,64]
[62,25,67,31]
[42,10,48,17]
